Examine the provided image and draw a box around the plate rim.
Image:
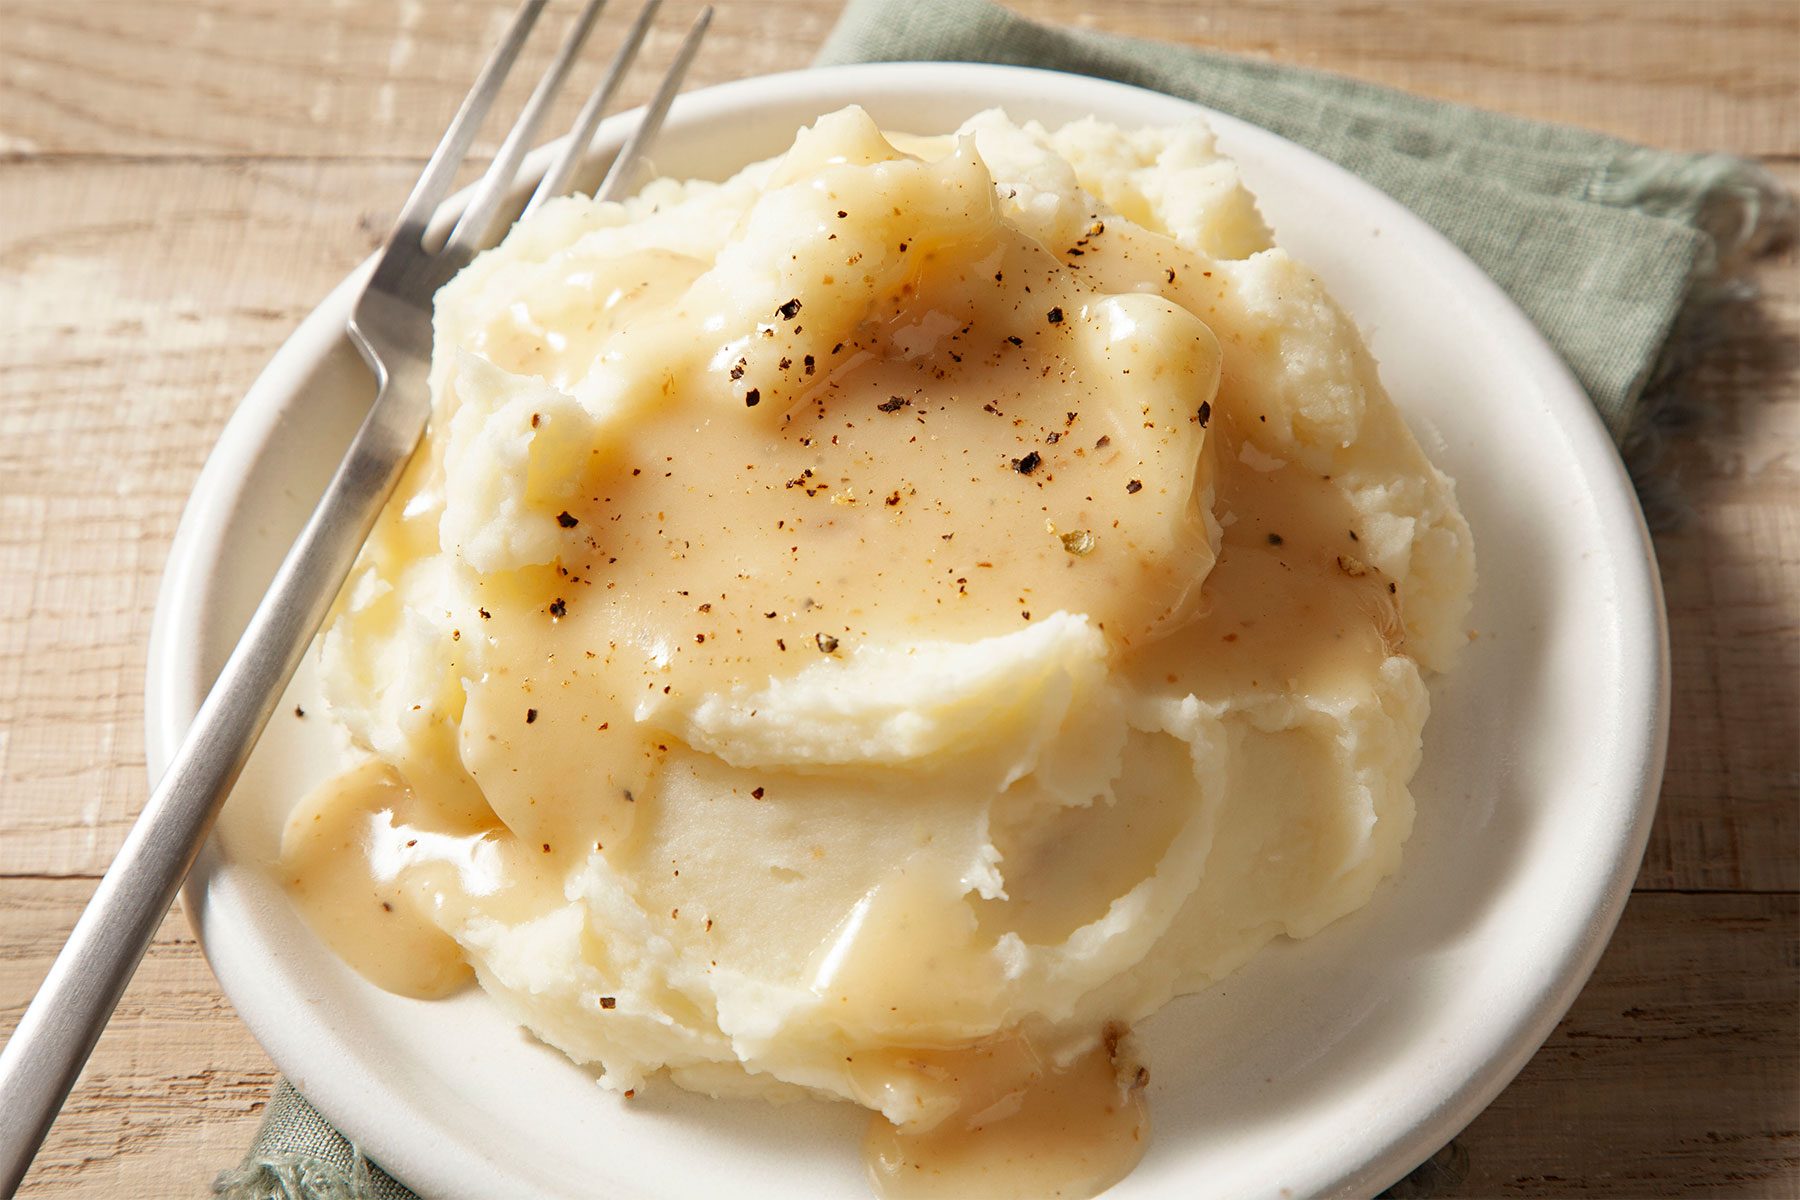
[145,60,1670,1200]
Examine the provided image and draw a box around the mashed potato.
[281,107,1473,1197]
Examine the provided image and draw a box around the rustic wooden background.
[1,1,1794,1196]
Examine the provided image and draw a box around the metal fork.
[0,2,710,1190]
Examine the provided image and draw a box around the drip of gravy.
[861,1031,1149,1200]
[278,759,562,999]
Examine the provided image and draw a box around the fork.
[0,2,710,1190]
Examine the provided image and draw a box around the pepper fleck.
[1046,306,1064,324]
[525,708,538,724]
[744,387,761,407]
[751,787,765,800]
[600,996,617,1010]
[877,395,909,413]
[1197,401,1212,428]
[815,632,839,653]
[549,598,567,617]
[557,510,579,528]
[1013,451,1042,475]
[1267,533,1284,546]
[777,298,802,320]
[1126,479,1143,494]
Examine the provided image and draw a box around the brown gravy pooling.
[862,1032,1149,1200]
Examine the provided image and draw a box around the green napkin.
[218,4,1792,1198]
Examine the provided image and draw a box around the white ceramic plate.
[146,63,1668,1200]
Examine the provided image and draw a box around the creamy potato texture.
[284,107,1474,1196]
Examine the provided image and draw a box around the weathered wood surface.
[1,2,1794,1196]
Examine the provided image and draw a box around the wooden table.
[1,2,1793,1195]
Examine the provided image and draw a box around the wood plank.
[0,879,274,1200]
[0,1,1793,161]
[1447,893,1800,1197]
[1639,160,1800,894]
[0,157,410,878]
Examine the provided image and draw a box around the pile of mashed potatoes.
[283,106,1473,1195]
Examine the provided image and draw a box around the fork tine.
[523,0,664,216]
[444,0,610,257]
[593,7,711,205]
[388,0,548,246]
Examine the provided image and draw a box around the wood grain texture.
[0,2,1794,1197]
[1453,894,1799,1198]
[1641,160,1800,896]
[1,1,1794,159]
[1,881,273,1199]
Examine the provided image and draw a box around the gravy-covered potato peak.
[281,106,1474,1199]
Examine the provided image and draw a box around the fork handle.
[0,368,425,1196]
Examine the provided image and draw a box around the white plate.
[146,63,1668,1200]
